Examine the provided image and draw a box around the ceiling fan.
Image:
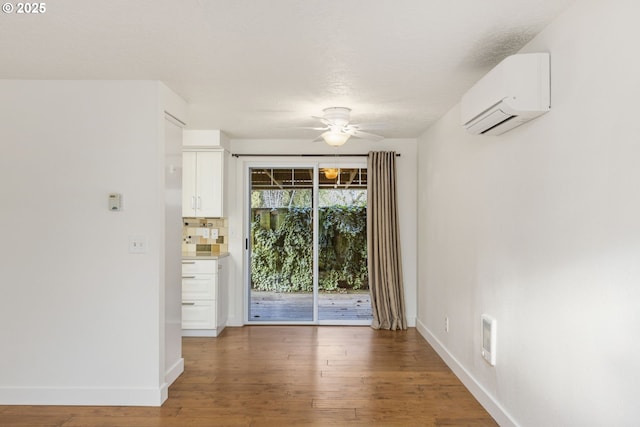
[305,107,385,146]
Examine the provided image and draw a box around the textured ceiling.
[0,0,574,139]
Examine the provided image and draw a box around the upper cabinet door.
[182,150,224,218]
[196,151,223,218]
[182,151,198,217]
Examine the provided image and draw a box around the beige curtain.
[367,151,407,330]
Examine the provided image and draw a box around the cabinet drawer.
[182,259,217,274]
[182,275,217,300]
[182,300,216,329]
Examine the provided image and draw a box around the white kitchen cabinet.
[182,150,224,218]
[182,300,216,330]
[181,275,215,300]
[182,258,227,337]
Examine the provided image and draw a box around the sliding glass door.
[246,162,372,324]
[248,167,315,322]
[317,167,370,322]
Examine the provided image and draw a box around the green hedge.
[251,206,367,292]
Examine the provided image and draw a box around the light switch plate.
[129,235,147,253]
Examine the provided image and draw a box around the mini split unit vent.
[461,52,550,135]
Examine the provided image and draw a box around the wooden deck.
[250,290,373,322]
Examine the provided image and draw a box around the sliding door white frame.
[243,158,369,326]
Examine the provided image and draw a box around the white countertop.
[182,252,230,260]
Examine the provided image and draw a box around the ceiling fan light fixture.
[322,131,350,146]
[323,107,352,127]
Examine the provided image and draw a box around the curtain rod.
[231,153,401,158]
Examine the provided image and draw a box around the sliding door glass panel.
[318,167,372,323]
[249,167,314,322]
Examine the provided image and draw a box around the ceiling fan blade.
[351,123,390,130]
[291,126,329,131]
[349,129,384,141]
[312,132,329,142]
[311,116,332,126]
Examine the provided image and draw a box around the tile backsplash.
[182,218,228,254]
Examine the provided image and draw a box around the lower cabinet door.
[182,275,216,300]
[182,300,216,329]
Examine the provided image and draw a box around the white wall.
[0,80,184,405]
[225,138,417,327]
[416,1,640,425]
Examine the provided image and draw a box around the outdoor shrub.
[251,206,368,292]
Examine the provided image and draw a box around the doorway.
[246,163,372,324]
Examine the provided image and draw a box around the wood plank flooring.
[0,326,497,427]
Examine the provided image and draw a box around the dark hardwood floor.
[0,326,497,426]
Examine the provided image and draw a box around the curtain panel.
[367,151,407,330]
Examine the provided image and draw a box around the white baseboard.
[182,328,219,337]
[226,312,242,327]
[164,357,184,387]
[0,359,185,407]
[415,319,518,427]
[0,386,166,406]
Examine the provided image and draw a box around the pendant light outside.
[323,168,339,179]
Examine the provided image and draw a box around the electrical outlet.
[445,316,449,333]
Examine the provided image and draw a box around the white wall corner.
[416,319,519,427]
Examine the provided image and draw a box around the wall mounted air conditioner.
[461,52,550,135]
